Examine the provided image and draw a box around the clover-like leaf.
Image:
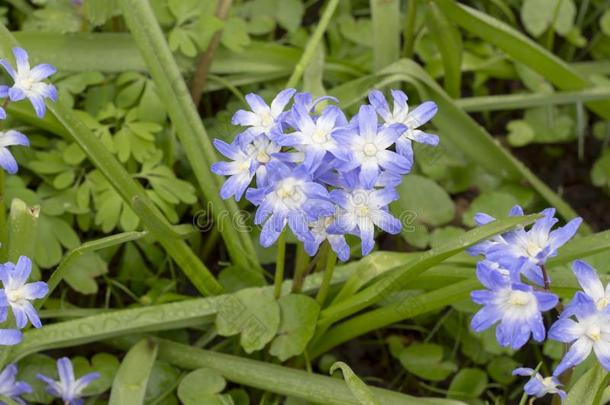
[270,294,320,361]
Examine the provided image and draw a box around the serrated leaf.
[270,295,320,361]
[221,17,251,52]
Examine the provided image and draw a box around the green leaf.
[276,0,304,33]
[521,0,575,37]
[447,368,488,399]
[601,9,610,36]
[84,0,118,26]
[177,368,228,405]
[270,294,320,361]
[221,17,251,52]
[215,287,281,353]
[329,361,381,405]
[18,354,57,404]
[109,338,159,405]
[426,2,462,97]
[145,361,181,402]
[369,0,400,71]
[566,364,609,405]
[392,174,454,227]
[506,120,535,147]
[63,252,107,295]
[398,343,457,381]
[7,199,39,263]
[73,353,120,395]
[487,357,519,385]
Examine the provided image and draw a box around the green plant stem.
[315,247,336,306]
[190,0,232,105]
[291,243,310,293]
[310,278,478,358]
[274,231,286,299]
[402,0,418,58]
[146,338,456,405]
[118,0,259,271]
[285,0,339,88]
[456,87,610,112]
[0,170,6,260]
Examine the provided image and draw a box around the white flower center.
[312,128,328,144]
[256,151,270,163]
[6,287,25,304]
[525,241,542,258]
[260,112,274,129]
[598,298,610,311]
[508,290,532,306]
[586,324,602,341]
[363,143,377,157]
[238,161,250,172]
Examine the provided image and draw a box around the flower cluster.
[0,47,56,174]
[468,205,587,401]
[0,256,49,345]
[212,89,438,260]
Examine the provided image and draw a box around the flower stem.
[315,246,337,307]
[541,266,551,290]
[291,243,311,293]
[274,231,287,299]
[285,0,339,89]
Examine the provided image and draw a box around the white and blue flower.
[368,89,439,168]
[469,206,581,287]
[0,364,31,404]
[277,104,348,171]
[246,160,335,247]
[0,256,48,329]
[37,357,100,405]
[231,89,296,140]
[328,182,401,256]
[470,260,558,349]
[0,47,57,118]
[0,130,29,175]
[304,215,350,262]
[512,367,566,401]
[549,290,610,376]
[332,105,409,188]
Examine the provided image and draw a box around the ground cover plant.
[1,0,610,403]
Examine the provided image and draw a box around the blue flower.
[0,256,48,329]
[368,89,439,167]
[0,130,29,174]
[328,182,401,256]
[332,105,409,188]
[37,357,100,405]
[512,367,566,401]
[469,206,582,287]
[549,291,610,376]
[232,89,296,140]
[0,48,57,118]
[470,261,558,349]
[569,260,610,313]
[304,215,350,262]
[0,364,31,404]
[277,104,349,171]
[246,160,335,247]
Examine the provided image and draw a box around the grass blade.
[370,0,400,71]
[433,0,610,120]
[109,338,158,405]
[425,2,462,97]
[118,0,259,270]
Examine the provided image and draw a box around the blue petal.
[356,105,378,138]
[549,217,582,250]
[270,88,296,116]
[0,329,21,345]
[367,90,391,122]
[470,304,501,332]
[29,63,56,80]
[12,48,29,72]
[0,148,19,174]
[407,101,437,127]
[572,260,604,301]
[552,338,592,376]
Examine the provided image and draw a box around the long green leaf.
[318,214,540,327]
[152,339,464,405]
[6,199,38,262]
[425,2,462,97]
[109,338,158,405]
[118,0,258,270]
[433,0,610,120]
[370,0,400,72]
[566,364,609,405]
